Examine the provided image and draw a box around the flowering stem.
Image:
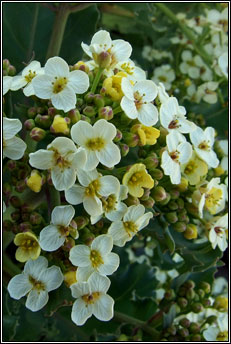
[113,105,123,115]
[91,67,104,93]
[114,311,159,338]
[46,4,71,59]
[46,185,61,216]
[155,3,213,68]
[27,3,39,62]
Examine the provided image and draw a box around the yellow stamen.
[85,179,101,197]
[86,137,105,151]
[52,77,68,94]
[25,70,36,83]
[90,250,104,268]
[123,221,138,237]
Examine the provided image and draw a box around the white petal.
[98,252,120,276]
[119,185,128,201]
[93,119,116,141]
[4,137,26,160]
[138,103,158,126]
[107,202,127,222]
[51,166,77,191]
[166,131,185,152]
[96,142,121,168]
[7,274,31,299]
[135,212,153,230]
[170,164,181,184]
[83,196,103,217]
[84,150,99,170]
[25,290,48,312]
[77,169,99,187]
[99,176,120,197]
[29,150,54,170]
[204,127,215,146]
[69,70,89,94]
[121,77,134,100]
[45,56,69,77]
[70,281,90,299]
[91,214,102,225]
[23,82,35,97]
[111,39,132,63]
[3,117,22,139]
[91,234,113,256]
[92,294,114,321]
[24,256,48,278]
[48,136,77,156]
[88,272,111,293]
[71,298,92,326]
[10,75,27,91]
[32,74,53,99]
[121,96,137,119]
[81,42,93,58]
[124,204,145,222]
[76,266,95,281]
[190,126,204,147]
[39,266,63,291]
[51,205,75,226]
[51,85,76,112]
[69,245,90,267]
[178,142,192,164]
[161,150,176,176]
[71,120,93,146]
[92,30,112,47]
[107,222,127,247]
[134,80,157,102]
[22,61,41,75]
[65,185,85,205]
[195,149,219,168]
[71,148,87,171]
[3,76,13,95]
[39,225,65,252]
[203,327,219,341]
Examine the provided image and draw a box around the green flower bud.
[177,198,184,209]
[6,160,17,171]
[166,325,176,335]
[81,228,95,246]
[189,322,200,334]
[191,302,203,313]
[143,153,159,169]
[62,237,76,252]
[76,97,84,107]
[164,289,175,300]
[138,147,148,158]
[47,107,57,118]
[80,115,91,123]
[94,94,105,108]
[200,281,211,294]
[68,109,81,124]
[125,195,140,206]
[3,183,12,197]
[19,222,32,232]
[191,334,202,341]
[173,221,186,232]
[186,289,196,300]
[27,107,37,118]
[184,224,198,240]
[11,210,21,222]
[185,203,198,216]
[21,212,30,222]
[166,212,178,224]
[123,132,139,147]
[197,289,205,299]
[140,188,150,201]
[168,200,178,211]
[84,92,95,104]
[149,168,163,180]
[98,106,113,120]
[179,318,191,328]
[158,192,171,205]
[15,180,27,193]
[74,216,89,230]
[24,119,35,130]
[202,298,211,308]
[141,197,155,208]
[206,315,217,324]
[21,204,33,213]
[30,127,46,141]
[8,65,16,76]
[169,189,180,200]
[97,51,111,68]
[114,129,122,142]
[10,196,22,208]
[12,224,19,234]
[35,114,52,129]
[3,220,14,232]
[177,297,188,308]
[119,143,129,157]
[177,210,188,222]
[3,59,10,70]
[178,328,189,338]
[183,280,195,289]
[30,212,43,225]
[151,186,167,202]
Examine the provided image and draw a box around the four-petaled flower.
[3,117,27,160]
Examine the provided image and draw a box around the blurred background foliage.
[3,2,228,341]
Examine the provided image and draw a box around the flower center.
[158,75,167,82]
[25,70,36,83]
[58,225,70,237]
[184,160,198,175]
[121,62,134,75]
[85,179,101,197]
[198,140,210,151]
[134,91,145,110]
[216,331,228,341]
[29,276,45,291]
[90,250,104,268]
[128,172,143,186]
[21,239,38,251]
[123,221,138,237]
[205,187,223,212]
[86,137,105,151]
[102,194,117,213]
[170,151,180,162]
[52,77,68,94]
[168,119,179,129]
[52,148,73,170]
[186,59,196,67]
[82,292,100,305]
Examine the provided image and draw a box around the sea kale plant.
[2,3,228,342]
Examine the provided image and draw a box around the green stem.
[155,3,213,68]
[46,4,71,59]
[113,105,123,115]
[27,3,39,62]
[217,88,225,106]
[114,311,160,339]
[91,68,104,93]
[46,185,61,216]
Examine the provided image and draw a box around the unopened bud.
[50,115,70,134]
[84,92,95,104]
[8,65,16,76]
[177,297,188,308]
[68,109,81,124]
[125,195,140,206]
[176,177,188,192]
[15,180,27,193]
[27,107,37,118]
[166,212,178,224]
[83,106,96,118]
[197,289,205,299]
[158,192,171,205]
[164,289,175,300]
[98,106,113,120]
[177,198,184,209]
[7,160,17,171]
[97,51,111,68]
[184,224,198,240]
[80,115,91,123]
[202,298,211,308]
[3,220,14,232]
[123,132,139,147]
[35,114,52,128]
[206,315,217,324]
[143,153,159,169]
[26,170,44,193]
[189,322,200,334]
[62,237,76,251]
[177,210,188,222]
[178,328,189,338]
[200,281,211,294]
[3,183,12,197]
[166,325,176,335]
[21,212,30,222]
[94,94,105,108]
[64,270,77,287]
[114,129,122,142]
[73,61,89,73]
[151,186,167,202]
[214,296,228,311]
[19,222,32,232]
[74,216,89,230]
[173,221,186,232]
[168,200,178,211]
[30,127,46,141]
[142,197,155,208]
[11,210,21,222]
[21,203,33,213]
[3,59,10,70]
[186,289,196,300]
[191,302,203,313]
[149,168,163,180]
[119,143,129,157]
[10,196,22,208]
[30,212,43,225]
[47,107,57,118]
[169,189,180,200]
[191,334,201,341]
[24,119,35,130]
[179,318,190,328]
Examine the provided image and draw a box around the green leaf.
[171,272,190,291]
[3,315,19,341]
[163,227,175,254]
[163,304,177,329]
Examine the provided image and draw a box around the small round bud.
[183,280,195,289]
[184,224,198,240]
[30,212,43,225]
[30,127,46,141]
[175,177,188,192]
[83,106,96,118]
[169,189,180,200]
[167,325,176,335]
[197,289,205,299]
[97,51,111,68]
[151,186,167,202]
[125,195,140,206]
[7,160,17,171]
[164,289,175,300]
[168,200,178,211]
[3,59,10,70]
[173,221,186,232]
[74,216,89,230]
[47,107,57,118]
[149,168,163,180]
[15,180,27,193]
[141,197,155,208]
[202,298,211,308]
[191,302,203,313]
[18,222,32,232]
[119,143,129,157]
[80,115,91,123]
[8,65,16,76]
[177,297,188,308]
[179,318,191,328]
[3,183,12,197]
[123,132,139,147]
[68,108,81,124]
[3,220,14,232]
[191,334,202,341]
[186,289,196,300]
[177,198,184,209]
[21,212,30,222]
[158,192,171,205]
[35,114,52,129]
[94,94,105,108]
[21,203,33,213]
[213,296,228,311]
[81,228,95,246]
[178,328,189,338]
[166,212,178,224]
[206,315,217,324]
[189,322,200,334]
[27,107,37,118]
[73,61,89,73]
[11,210,21,222]
[143,153,159,169]
[98,106,113,120]
[200,281,211,294]
[24,119,35,130]
[62,237,75,252]
[84,92,95,104]
[10,196,22,208]
[114,129,122,142]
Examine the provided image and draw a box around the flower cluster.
[3,27,227,331]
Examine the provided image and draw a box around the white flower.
[157,82,170,104]
[108,204,153,247]
[218,52,228,79]
[218,140,228,172]
[65,169,120,217]
[32,57,89,112]
[29,137,86,191]
[190,126,219,168]
[3,117,27,160]
[195,81,219,104]
[70,234,119,281]
[206,8,228,32]
[81,30,132,69]
[91,184,128,225]
[151,64,175,90]
[121,78,158,126]
[10,61,44,96]
[70,272,114,326]
[180,50,212,81]
[71,119,121,170]
[198,178,227,217]
[161,131,192,184]
[39,205,77,252]
[3,76,13,95]
[203,313,228,341]
[208,214,228,251]
[160,97,195,133]
[7,256,63,312]
[116,59,146,82]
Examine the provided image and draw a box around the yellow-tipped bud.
[214,296,228,312]
[176,177,188,192]
[50,115,69,134]
[64,270,77,287]
[26,170,43,193]
[184,224,198,240]
[184,78,191,87]
[214,165,225,176]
